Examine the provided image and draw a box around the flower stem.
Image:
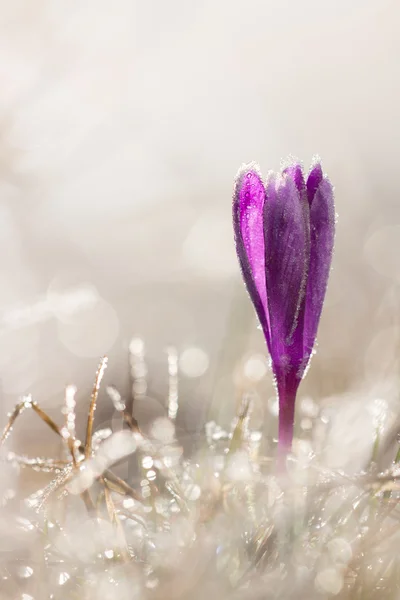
[275,370,299,465]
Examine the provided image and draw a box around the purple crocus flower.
[233,160,335,456]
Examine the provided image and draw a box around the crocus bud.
[233,160,335,456]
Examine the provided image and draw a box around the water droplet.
[300,396,319,418]
[250,431,262,442]
[17,566,34,579]
[184,484,201,501]
[300,418,313,431]
[226,451,253,481]
[146,577,159,589]
[142,456,153,469]
[243,354,268,382]
[179,347,209,378]
[123,497,135,509]
[149,418,175,444]
[15,517,35,531]
[147,470,157,481]
[129,337,144,355]
[106,385,126,412]
[58,572,70,585]
[315,567,343,595]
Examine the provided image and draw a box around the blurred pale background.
[0,0,400,463]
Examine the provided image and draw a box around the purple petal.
[264,172,310,367]
[306,162,323,206]
[233,166,271,347]
[303,176,335,362]
[283,163,305,196]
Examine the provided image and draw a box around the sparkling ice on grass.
[233,159,335,455]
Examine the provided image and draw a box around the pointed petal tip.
[271,168,299,195]
[265,169,276,185]
[233,163,265,217]
[310,154,322,169]
[308,161,323,176]
[307,159,334,193]
[306,162,324,205]
[234,161,262,183]
[280,155,304,173]
[282,164,306,196]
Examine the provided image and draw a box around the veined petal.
[306,162,323,206]
[264,172,309,365]
[233,165,270,347]
[303,176,335,361]
[283,163,305,197]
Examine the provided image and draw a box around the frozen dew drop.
[243,354,268,382]
[23,396,33,408]
[17,565,34,579]
[300,418,313,431]
[300,396,319,418]
[315,567,344,595]
[142,485,151,499]
[66,464,95,495]
[123,497,135,509]
[184,484,201,501]
[60,426,70,439]
[142,456,153,469]
[327,538,352,565]
[149,417,175,444]
[226,451,253,482]
[146,577,159,589]
[320,409,331,425]
[58,572,70,586]
[250,430,262,442]
[106,385,126,412]
[129,337,145,356]
[179,347,209,378]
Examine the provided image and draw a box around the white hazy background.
[0,0,400,461]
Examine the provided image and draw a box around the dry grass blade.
[1,396,63,446]
[31,403,62,438]
[5,453,70,471]
[102,477,130,562]
[85,356,108,459]
[63,384,78,467]
[3,353,400,599]
[1,399,28,445]
[229,395,251,454]
[103,470,142,502]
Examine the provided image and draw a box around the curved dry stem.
[85,356,108,459]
